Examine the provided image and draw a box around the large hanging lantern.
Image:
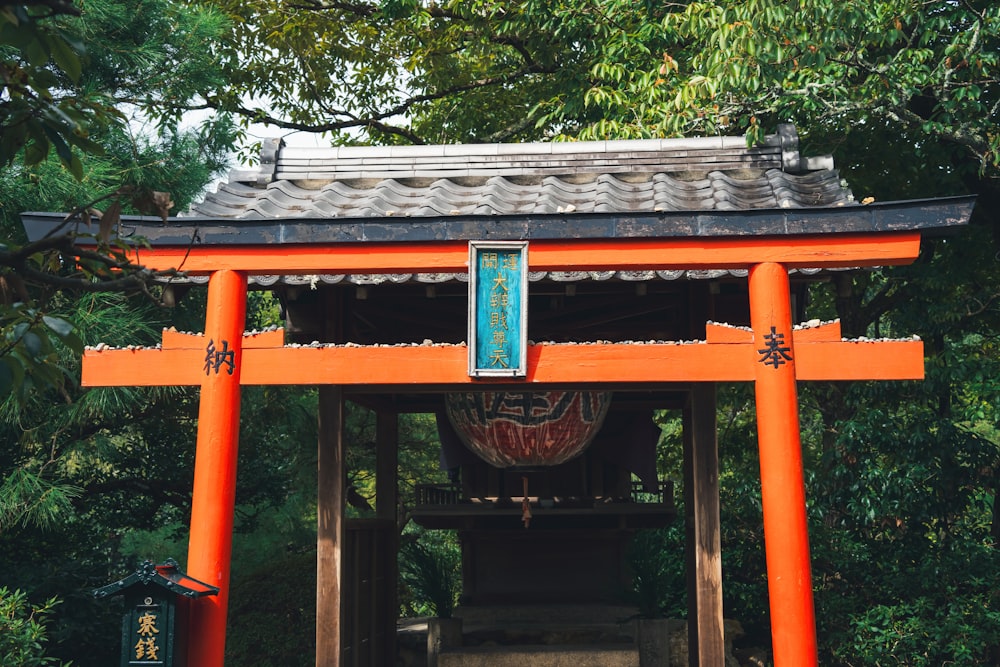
[444,391,612,468]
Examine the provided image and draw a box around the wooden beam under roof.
[43,232,925,276]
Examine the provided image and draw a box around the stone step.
[454,604,639,629]
[462,625,635,646]
[438,644,640,667]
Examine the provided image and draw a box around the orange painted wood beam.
[122,233,922,275]
[81,337,923,387]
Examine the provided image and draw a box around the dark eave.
[21,196,975,247]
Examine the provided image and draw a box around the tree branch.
[1,232,180,297]
[83,477,192,512]
[483,113,538,143]
[285,0,376,16]
[208,60,556,144]
[883,105,991,159]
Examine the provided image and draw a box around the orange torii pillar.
[749,262,818,666]
[185,269,247,666]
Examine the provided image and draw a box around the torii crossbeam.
[84,318,920,386]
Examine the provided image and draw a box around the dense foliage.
[1,0,235,402]
[1,2,239,664]
[1,0,999,665]
[189,0,1000,174]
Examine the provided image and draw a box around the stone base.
[414,606,746,667]
[438,645,639,667]
[637,617,685,666]
[429,618,464,667]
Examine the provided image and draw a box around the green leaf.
[48,32,82,82]
[60,331,85,355]
[41,316,73,338]
[10,321,29,341]
[0,20,32,50]
[2,354,25,391]
[0,359,13,397]
[22,332,43,358]
[64,132,105,156]
[67,153,84,180]
[43,124,71,156]
[22,138,49,167]
[23,34,48,67]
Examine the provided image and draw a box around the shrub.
[0,587,69,667]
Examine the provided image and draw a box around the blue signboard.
[468,241,528,377]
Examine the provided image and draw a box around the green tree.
[1,0,230,170]
[1,0,234,400]
[0,130,234,664]
[0,4,240,663]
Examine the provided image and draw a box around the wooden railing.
[415,483,462,506]
[415,480,675,507]
[631,480,674,504]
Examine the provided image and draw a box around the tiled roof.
[137,124,881,286]
[190,124,853,220]
[17,127,974,293]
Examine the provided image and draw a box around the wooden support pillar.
[186,269,247,667]
[683,383,725,667]
[376,410,399,664]
[748,262,818,667]
[317,386,346,667]
[376,411,399,522]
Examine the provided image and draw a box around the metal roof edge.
[20,195,976,246]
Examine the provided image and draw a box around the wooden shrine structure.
[22,125,973,666]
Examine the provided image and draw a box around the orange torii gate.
[69,224,944,667]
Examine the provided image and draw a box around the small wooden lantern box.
[94,559,218,667]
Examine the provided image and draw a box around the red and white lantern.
[444,391,612,468]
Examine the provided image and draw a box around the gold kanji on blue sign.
[468,241,528,377]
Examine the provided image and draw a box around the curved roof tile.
[178,125,876,284]
[190,124,853,221]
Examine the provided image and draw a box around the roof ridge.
[280,133,764,160]
[250,124,832,186]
